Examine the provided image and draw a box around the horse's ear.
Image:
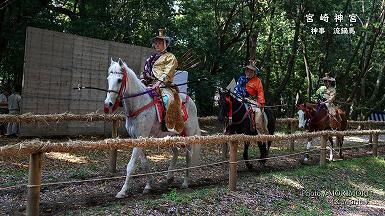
[110,57,114,64]
[118,58,124,67]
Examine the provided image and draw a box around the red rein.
[104,67,127,113]
[225,95,233,122]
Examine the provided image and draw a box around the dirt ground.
[0,123,384,215]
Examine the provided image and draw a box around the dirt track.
[1,124,384,215]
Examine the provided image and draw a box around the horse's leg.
[337,135,344,159]
[243,141,252,170]
[182,145,192,189]
[328,136,334,161]
[166,146,179,184]
[258,141,268,168]
[139,149,155,194]
[116,147,141,198]
[304,138,312,162]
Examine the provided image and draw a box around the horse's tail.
[184,96,201,166]
[265,107,276,135]
[337,108,348,130]
[190,128,201,166]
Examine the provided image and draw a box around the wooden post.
[289,122,295,152]
[320,135,327,166]
[221,143,229,159]
[26,152,43,216]
[229,141,238,191]
[109,120,118,173]
[368,123,373,143]
[373,133,379,157]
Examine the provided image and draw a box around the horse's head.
[217,87,230,124]
[104,58,127,113]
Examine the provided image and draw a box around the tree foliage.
[0,0,384,119]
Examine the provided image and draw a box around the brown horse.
[297,102,347,160]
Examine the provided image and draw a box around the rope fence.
[1,130,384,157]
[1,113,385,215]
[1,113,385,127]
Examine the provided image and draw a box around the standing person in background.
[6,87,22,137]
[0,88,9,135]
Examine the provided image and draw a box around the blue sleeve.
[234,75,249,97]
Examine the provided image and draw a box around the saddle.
[247,105,268,134]
[317,102,343,129]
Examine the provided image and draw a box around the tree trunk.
[368,63,385,103]
[273,6,301,101]
[249,32,257,61]
[261,0,276,103]
[301,34,312,101]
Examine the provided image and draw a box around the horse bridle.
[107,67,128,112]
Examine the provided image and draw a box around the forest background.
[0,0,384,119]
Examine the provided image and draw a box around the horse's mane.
[111,61,147,92]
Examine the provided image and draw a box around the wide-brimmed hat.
[244,60,261,74]
[321,73,336,82]
[244,60,257,71]
[152,28,171,44]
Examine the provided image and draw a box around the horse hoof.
[116,192,127,199]
[181,183,188,189]
[166,176,174,184]
[142,188,152,194]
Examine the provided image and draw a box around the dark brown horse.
[297,102,347,160]
[218,88,276,170]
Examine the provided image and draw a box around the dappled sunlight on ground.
[148,154,170,162]
[365,203,385,210]
[0,161,29,168]
[350,182,385,197]
[345,136,368,143]
[273,175,304,190]
[45,152,90,164]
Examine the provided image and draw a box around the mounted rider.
[141,29,184,133]
[315,73,336,116]
[234,60,268,134]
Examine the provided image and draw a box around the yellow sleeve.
[159,53,178,82]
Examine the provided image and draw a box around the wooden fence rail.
[0,129,384,215]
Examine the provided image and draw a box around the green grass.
[67,168,90,179]
[161,188,214,204]
[65,156,385,215]
[0,166,28,187]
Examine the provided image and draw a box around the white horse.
[104,58,201,198]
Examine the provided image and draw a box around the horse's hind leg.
[303,138,312,162]
[166,146,179,184]
[243,141,252,170]
[258,141,268,168]
[139,149,155,194]
[116,147,141,198]
[337,135,344,159]
[182,145,192,189]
